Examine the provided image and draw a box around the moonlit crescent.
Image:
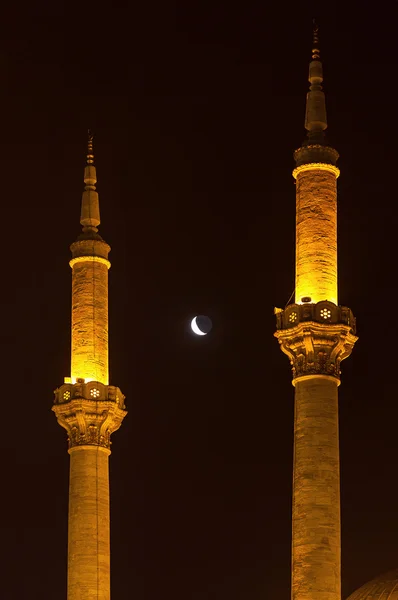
[191,316,207,336]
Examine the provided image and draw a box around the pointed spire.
[304,21,327,144]
[312,20,320,60]
[80,130,101,232]
[86,130,95,165]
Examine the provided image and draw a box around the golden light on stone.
[275,302,357,384]
[295,167,339,305]
[292,162,340,179]
[53,133,126,600]
[70,250,111,386]
[275,25,357,600]
[69,255,111,269]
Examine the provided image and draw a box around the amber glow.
[65,376,97,384]
[69,255,111,269]
[272,34,360,600]
[52,138,129,600]
[71,256,109,386]
[295,166,338,305]
[293,162,340,180]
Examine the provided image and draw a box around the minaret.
[53,133,126,600]
[274,26,357,600]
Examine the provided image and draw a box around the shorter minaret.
[275,26,357,600]
[53,133,126,600]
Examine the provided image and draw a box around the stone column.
[293,163,339,304]
[70,237,111,387]
[275,302,357,600]
[53,381,127,600]
[68,445,111,600]
[293,375,340,600]
[294,164,339,306]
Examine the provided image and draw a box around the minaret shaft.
[68,447,111,600]
[292,377,340,600]
[71,258,109,385]
[295,167,338,305]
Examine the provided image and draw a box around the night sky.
[1,3,398,599]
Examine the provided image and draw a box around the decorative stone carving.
[293,144,339,167]
[274,301,357,382]
[53,381,126,449]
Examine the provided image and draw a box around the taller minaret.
[275,26,357,600]
[53,134,127,600]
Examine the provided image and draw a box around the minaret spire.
[87,129,94,164]
[312,19,320,59]
[304,21,327,144]
[81,130,100,233]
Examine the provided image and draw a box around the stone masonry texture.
[54,156,125,600]
[71,259,109,385]
[68,446,111,600]
[295,169,337,305]
[292,377,341,600]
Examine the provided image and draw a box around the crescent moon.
[191,316,207,336]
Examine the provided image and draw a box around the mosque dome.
[346,569,398,600]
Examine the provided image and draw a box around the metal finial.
[312,20,320,60]
[87,129,94,165]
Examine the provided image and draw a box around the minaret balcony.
[274,301,357,382]
[53,380,127,450]
[275,301,356,335]
[293,144,339,167]
[54,380,125,409]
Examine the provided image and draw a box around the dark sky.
[1,2,397,599]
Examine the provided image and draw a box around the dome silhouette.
[347,569,398,600]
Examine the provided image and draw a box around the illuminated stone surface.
[275,302,356,381]
[53,382,126,600]
[275,307,356,600]
[295,168,338,305]
[53,135,126,600]
[68,446,111,600]
[275,27,357,600]
[277,320,357,600]
[293,376,340,600]
[70,250,110,386]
